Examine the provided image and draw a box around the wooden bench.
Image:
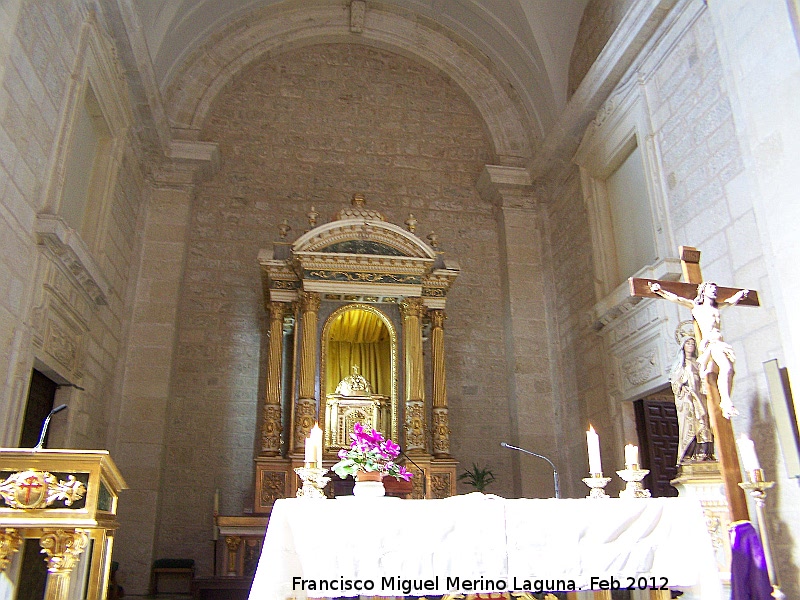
[150,558,195,595]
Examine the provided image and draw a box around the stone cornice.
[34,215,112,306]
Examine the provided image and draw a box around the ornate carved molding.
[260,405,282,455]
[259,471,286,506]
[293,398,317,454]
[620,348,660,387]
[404,400,426,452]
[0,471,86,510]
[35,215,111,306]
[432,408,450,457]
[430,473,452,499]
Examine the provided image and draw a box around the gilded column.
[429,309,451,457]
[401,297,426,452]
[293,291,320,454]
[40,529,90,600]
[261,301,287,456]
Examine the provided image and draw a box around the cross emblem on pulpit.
[19,474,43,503]
[630,246,760,521]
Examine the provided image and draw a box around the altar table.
[248,493,721,599]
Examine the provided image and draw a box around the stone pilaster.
[477,164,556,497]
[113,144,217,593]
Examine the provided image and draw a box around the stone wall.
[154,43,521,569]
[554,3,800,592]
[0,2,145,450]
[646,8,799,592]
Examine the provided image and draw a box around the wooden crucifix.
[629,246,760,521]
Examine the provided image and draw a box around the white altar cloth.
[248,494,721,599]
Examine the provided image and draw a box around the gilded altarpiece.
[253,195,460,511]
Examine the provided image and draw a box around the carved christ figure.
[648,281,749,419]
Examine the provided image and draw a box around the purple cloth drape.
[729,520,773,600]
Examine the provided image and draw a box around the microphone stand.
[34,404,68,450]
[501,442,560,499]
[399,449,427,498]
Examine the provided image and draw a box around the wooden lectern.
[0,449,127,600]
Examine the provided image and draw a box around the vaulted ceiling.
[135,1,586,109]
[123,1,588,145]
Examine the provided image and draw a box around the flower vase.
[353,470,385,497]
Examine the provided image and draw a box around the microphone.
[34,404,67,450]
[399,449,427,498]
[501,442,560,499]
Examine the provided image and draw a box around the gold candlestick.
[294,465,330,498]
[617,464,651,498]
[739,468,784,599]
[582,473,611,498]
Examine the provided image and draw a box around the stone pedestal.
[671,461,731,594]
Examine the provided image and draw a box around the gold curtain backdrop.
[326,309,391,397]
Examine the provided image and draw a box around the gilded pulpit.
[0,449,126,600]
[253,194,459,511]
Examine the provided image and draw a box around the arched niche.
[320,303,399,453]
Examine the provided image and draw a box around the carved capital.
[40,529,90,574]
[225,536,242,552]
[268,301,287,323]
[429,309,446,329]
[299,291,320,314]
[0,529,22,573]
[400,296,424,319]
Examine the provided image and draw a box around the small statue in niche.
[671,335,714,464]
[334,365,372,397]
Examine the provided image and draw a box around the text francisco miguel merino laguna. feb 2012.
[292,575,672,594]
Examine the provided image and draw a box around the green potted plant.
[458,463,496,492]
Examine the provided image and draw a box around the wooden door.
[634,389,679,497]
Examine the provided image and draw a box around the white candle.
[304,436,314,464]
[737,434,761,471]
[212,488,219,541]
[310,423,323,468]
[587,425,602,474]
[624,444,639,468]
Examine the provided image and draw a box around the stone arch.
[165,3,535,164]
